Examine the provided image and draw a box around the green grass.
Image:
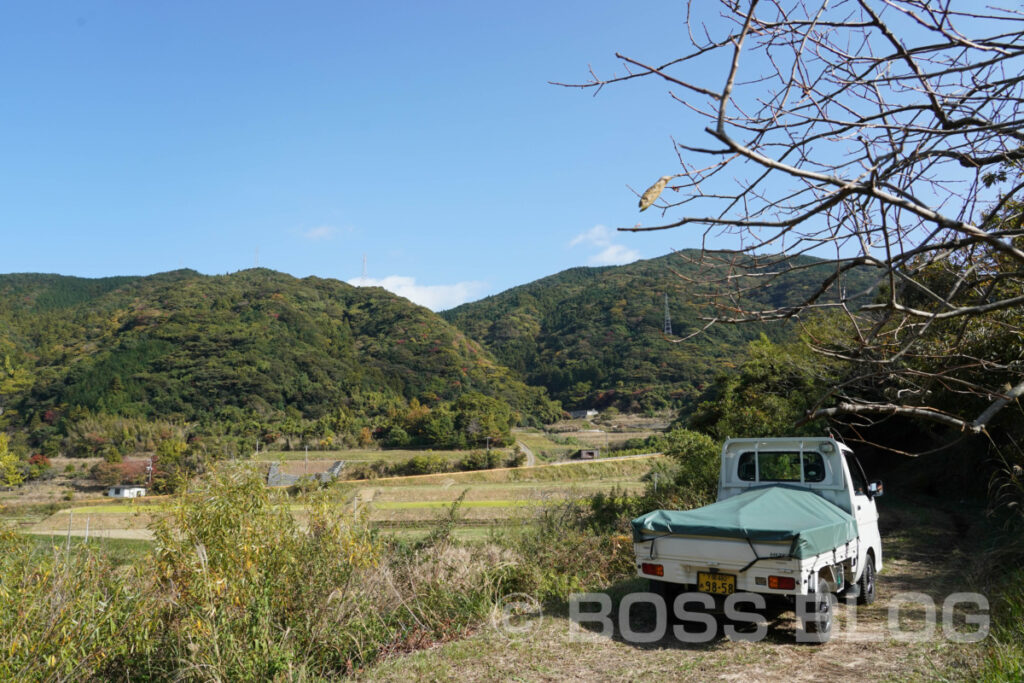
[513,430,577,460]
[53,503,167,515]
[24,534,154,565]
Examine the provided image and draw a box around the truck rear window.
[737,451,826,483]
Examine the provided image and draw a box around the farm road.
[517,441,537,467]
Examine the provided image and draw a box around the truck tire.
[857,555,876,605]
[802,579,833,643]
[649,579,680,624]
[649,578,677,600]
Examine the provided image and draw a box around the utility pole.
[305,445,309,476]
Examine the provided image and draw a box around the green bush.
[663,428,720,506]
[458,449,502,471]
[403,453,452,475]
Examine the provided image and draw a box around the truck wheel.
[649,578,677,599]
[857,556,876,605]
[803,579,833,642]
[649,579,680,624]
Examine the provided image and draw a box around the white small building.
[107,486,146,499]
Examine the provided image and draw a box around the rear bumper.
[633,537,855,597]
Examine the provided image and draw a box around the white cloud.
[348,275,487,311]
[302,225,338,241]
[590,244,641,265]
[569,224,641,265]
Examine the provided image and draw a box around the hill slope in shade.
[442,251,875,410]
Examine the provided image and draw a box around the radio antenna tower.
[663,293,673,336]
[362,254,367,280]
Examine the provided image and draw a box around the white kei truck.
[631,437,883,641]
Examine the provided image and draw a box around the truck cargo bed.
[632,486,858,559]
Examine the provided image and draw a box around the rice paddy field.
[19,455,661,542]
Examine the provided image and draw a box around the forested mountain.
[0,255,872,462]
[442,251,875,410]
[0,269,558,457]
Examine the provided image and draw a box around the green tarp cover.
[631,486,857,560]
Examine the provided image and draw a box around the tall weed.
[1,464,531,680]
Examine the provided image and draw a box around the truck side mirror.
[867,480,884,498]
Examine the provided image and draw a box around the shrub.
[100,445,122,463]
[403,453,451,475]
[458,449,502,471]
[506,451,526,468]
[90,461,123,488]
[27,454,53,481]
[144,464,515,678]
[382,425,411,447]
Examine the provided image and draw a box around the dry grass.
[360,497,985,681]
[362,480,645,504]
[340,456,660,487]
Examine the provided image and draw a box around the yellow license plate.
[697,571,736,595]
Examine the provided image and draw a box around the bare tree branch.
[568,0,1024,435]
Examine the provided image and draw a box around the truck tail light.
[768,575,795,590]
[641,563,664,577]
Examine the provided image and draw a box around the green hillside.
[442,251,876,410]
[0,269,558,457]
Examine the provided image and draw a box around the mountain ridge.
[441,250,875,409]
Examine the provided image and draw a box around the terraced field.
[24,456,661,541]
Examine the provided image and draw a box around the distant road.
[512,442,661,468]
[598,452,662,461]
[516,441,537,467]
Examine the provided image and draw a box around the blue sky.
[1,1,721,310]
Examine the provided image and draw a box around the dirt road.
[517,441,537,467]
[363,497,984,681]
